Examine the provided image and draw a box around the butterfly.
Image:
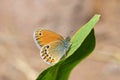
[33,28,71,64]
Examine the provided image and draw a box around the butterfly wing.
[33,28,64,48]
[40,40,68,64]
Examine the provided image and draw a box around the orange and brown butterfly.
[33,28,71,64]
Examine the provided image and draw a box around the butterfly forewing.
[33,29,64,48]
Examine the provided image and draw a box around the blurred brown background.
[0,0,120,80]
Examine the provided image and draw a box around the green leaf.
[36,14,101,80]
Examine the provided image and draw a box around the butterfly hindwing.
[40,40,68,64]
